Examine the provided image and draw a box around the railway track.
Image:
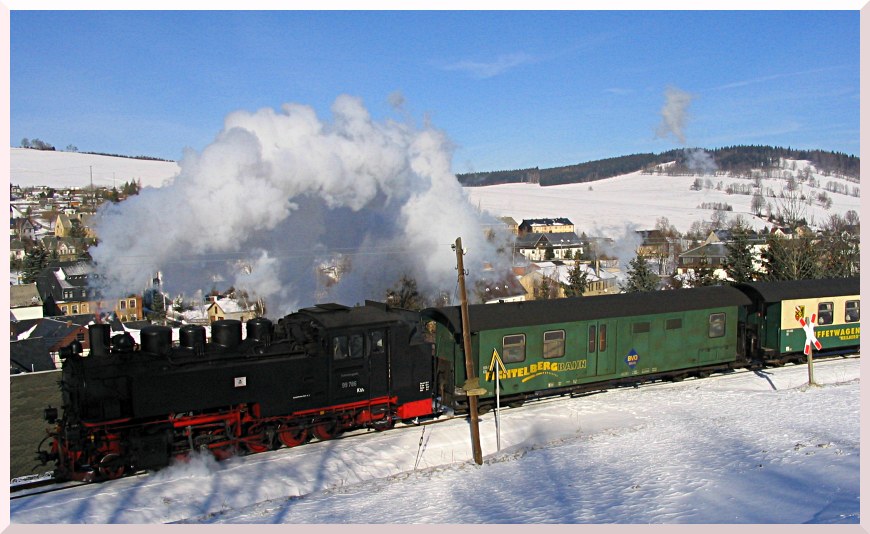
[11,352,858,499]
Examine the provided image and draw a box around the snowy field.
[465,170,861,236]
[9,356,859,524]
[10,148,860,237]
[10,147,180,190]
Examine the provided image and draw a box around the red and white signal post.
[799,312,822,386]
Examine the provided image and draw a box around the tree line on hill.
[457,146,859,187]
[18,138,174,162]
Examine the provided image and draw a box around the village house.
[514,232,584,262]
[206,297,258,323]
[517,217,575,236]
[54,213,73,237]
[11,317,92,372]
[35,260,143,321]
[498,217,519,236]
[10,284,44,321]
[10,217,39,241]
[518,261,619,299]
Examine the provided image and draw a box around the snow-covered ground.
[10,148,860,237]
[465,169,861,236]
[10,356,859,524]
[10,147,180,189]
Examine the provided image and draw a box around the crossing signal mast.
[798,312,822,386]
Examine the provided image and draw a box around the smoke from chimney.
[89,95,502,316]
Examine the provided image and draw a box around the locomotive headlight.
[43,406,58,424]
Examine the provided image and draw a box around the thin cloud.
[711,65,851,91]
[440,52,535,79]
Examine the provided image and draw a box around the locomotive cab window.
[818,302,833,325]
[349,334,364,359]
[708,313,726,338]
[845,301,860,323]
[333,336,349,360]
[502,334,526,363]
[543,330,565,359]
[333,334,364,360]
[369,330,386,355]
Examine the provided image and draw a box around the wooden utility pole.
[454,237,484,465]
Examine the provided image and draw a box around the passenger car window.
[588,325,596,353]
[845,301,860,323]
[708,313,725,338]
[502,334,526,363]
[818,302,833,325]
[632,322,650,334]
[543,330,565,359]
[599,325,607,352]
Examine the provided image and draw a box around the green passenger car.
[423,285,752,411]
[736,277,860,364]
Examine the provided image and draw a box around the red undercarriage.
[51,396,433,482]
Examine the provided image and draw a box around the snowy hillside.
[466,164,861,236]
[10,356,859,524]
[11,148,858,236]
[10,148,180,189]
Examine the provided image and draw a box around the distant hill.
[457,146,860,187]
[10,147,180,189]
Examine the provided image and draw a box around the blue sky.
[10,9,860,172]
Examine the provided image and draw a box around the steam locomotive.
[37,277,859,482]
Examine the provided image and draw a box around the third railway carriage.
[737,277,860,364]
[423,285,753,412]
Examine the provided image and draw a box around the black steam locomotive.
[39,301,434,481]
[37,278,860,482]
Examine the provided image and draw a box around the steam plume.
[90,95,499,316]
[655,86,694,144]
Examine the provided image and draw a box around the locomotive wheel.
[311,420,342,441]
[277,424,309,448]
[243,425,274,454]
[211,444,236,461]
[97,453,125,480]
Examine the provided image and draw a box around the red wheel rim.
[97,453,125,480]
[277,424,308,448]
[311,421,341,441]
[244,426,272,454]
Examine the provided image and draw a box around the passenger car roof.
[735,277,859,304]
[423,285,752,334]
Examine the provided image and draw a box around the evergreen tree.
[724,228,757,283]
[22,246,49,284]
[564,262,589,297]
[620,252,659,292]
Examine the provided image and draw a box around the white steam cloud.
[655,86,694,144]
[90,95,499,316]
